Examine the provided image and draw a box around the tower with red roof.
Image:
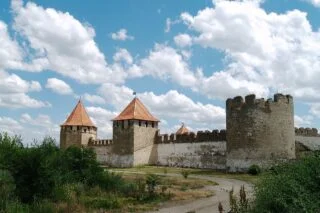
[112,97,159,167]
[60,100,97,149]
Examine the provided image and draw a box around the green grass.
[108,165,261,184]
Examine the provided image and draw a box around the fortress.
[60,93,320,172]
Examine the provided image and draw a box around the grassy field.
[108,165,261,184]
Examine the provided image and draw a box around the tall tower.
[226,94,295,172]
[60,100,97,149]
[112,97,159,167]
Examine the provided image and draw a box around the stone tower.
[226,93,295,172]
[112,97,159,167]
[60,100,97,149]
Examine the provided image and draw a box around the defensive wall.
[225,94,295,171]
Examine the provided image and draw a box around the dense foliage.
[252,152,320,213]
[0,133,161,212]
[0,133,171,212]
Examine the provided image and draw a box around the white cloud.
[0,70,48,108]
[86,107,117,138]
[294,114,314,127]
[304,0,320,7]
[111,28,134,41]
[174,33,192,47]
[20,113,54,128]
[0,21,23,70]
[46,78,73,95]
[97,84,226,131]
[0,114,59,144]
[165,18,180,33]
[11,0,123,84]
[113,48,133,64]
[0,116,23,134]
[139,44,198,87]
[83,93,106,105]
[176,0,320,100]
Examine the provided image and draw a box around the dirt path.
[112,170,253,213]
[147,175,253,213]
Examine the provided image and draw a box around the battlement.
[226,93,293,111]
[156,129,226,144]
[295,127,319,137]
[88,138,113,146]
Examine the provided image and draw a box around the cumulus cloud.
[178,0,320,100]
[0,113,59,144]
[111,28,134,41]
[0,116,23,134]
[86,107,117,138]
[174,34,192,47]
[97,84,226,131]
[0,71,48,108]
[304,0,320,7]
[11,0,124,84]
[83,93,106,105]
[46,78,73,95]
[294,114,314,127]
[113,48,133,64]
[139,44,198,87]
[165,18,180,33]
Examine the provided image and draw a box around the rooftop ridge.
[112,97,159,121]
[61,100,96,127]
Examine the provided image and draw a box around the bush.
[146,174,161,196]
[252,152,320,213]
[247,164,261,175]
[181,169,191,179]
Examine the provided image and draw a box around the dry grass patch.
[122,173,216,203]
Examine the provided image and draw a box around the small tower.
[112,97,159,167]
[60,100,97,149]
[176,123,189,135]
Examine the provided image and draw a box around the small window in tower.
[122,121,124,129]
[139,121,141,126]
[145,121,148,127]
[77,126,80,131]
[84,129,87,133]
[152,122,154,128]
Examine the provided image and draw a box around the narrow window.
[139,120,141,126]
[122,121,124,129]
[145,121,148,127]
[152,122,154,128]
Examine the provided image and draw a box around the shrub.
[181,169,191,179]
[247,164,261,175]
[252,152,320,213]
[146,174,161,196]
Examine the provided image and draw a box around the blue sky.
[1,0,320,143]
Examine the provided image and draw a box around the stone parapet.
[156,129,226,144]
[88,139,113,146]
[226,93,293,112]
[295,127,319,137]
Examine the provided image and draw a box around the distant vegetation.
[0,133,170,212]
[225,152,320,213]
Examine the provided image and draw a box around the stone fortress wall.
[226,94,295,171]
[62,93,320,171]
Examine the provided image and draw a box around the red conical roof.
[112,97,159,122]
[176,123,189,135]
[61,100,96,127]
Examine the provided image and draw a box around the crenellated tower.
[226,93,295,172]
[111,97,159,167]
[60,100,97,149]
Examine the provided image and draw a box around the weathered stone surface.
[60,126,97,149]
[226,93,295,172]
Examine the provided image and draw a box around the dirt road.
[113,170,253,213]
[147,175,253,213]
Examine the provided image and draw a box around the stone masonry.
[60,93,319,172]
